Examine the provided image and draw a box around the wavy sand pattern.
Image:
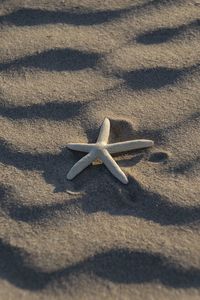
[0,1,200,299]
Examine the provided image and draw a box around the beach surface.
[0,0,200,299]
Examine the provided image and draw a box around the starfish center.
[95,143,106,149]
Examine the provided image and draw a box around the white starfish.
[67,118,154,184]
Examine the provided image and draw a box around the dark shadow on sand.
[0,138,77,192]
[0,7,129,26]
[1,174,200,226]
[120,64,199,91]
[0,238,199,290]
[0,48,101,72]
[0,101,84,121]
[0,1,181,27]
[136,19,200,44]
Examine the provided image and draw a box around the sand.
[0,0,200,299]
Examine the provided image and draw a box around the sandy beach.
[0,0,200,299]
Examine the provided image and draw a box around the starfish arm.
[67,143,96,153]
[99,149,128,184]
[106,139,154,154]
[67,150,97,180]
[97,118,110,144]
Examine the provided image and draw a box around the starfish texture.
[67,118,154,184]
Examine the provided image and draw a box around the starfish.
[67,118,154,184]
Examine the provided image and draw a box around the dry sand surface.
[0,0,200,299]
